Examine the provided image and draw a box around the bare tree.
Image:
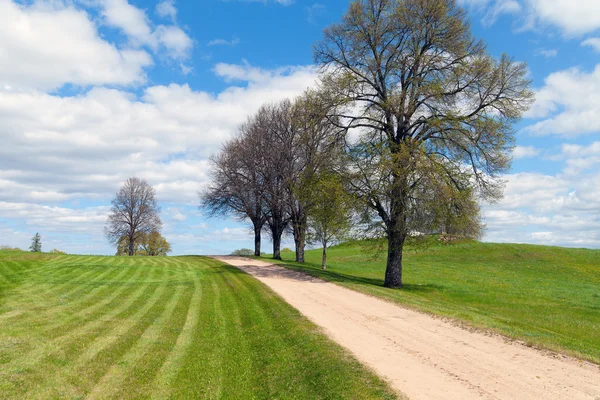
[105,177,162,256]
[315,0,534,287]
[254,102,292,260]
[201,122,267,257]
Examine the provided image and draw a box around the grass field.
[273,240,600,364]
[0,250,397,399]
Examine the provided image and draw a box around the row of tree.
[202,0,533,286]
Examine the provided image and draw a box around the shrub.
[281,248,293,253]
[231,248,254,257]
[50,249,67,255]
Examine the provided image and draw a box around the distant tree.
[306,173,353,270]
[315,0,533,287]
[231,248,254,257]
[105,177,162,256]
[115,230,171,256]
[49,249,67,255]
[138,230,172,256]
[29,233,42,252]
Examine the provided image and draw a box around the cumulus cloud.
[97,0,193,60]
[582,38,600,53]
[0,0,152,91]
[156,0,178,22]
[0,62,317,207]
[513,146,540,159]
[461,0,600,36]
[484,172,600,247]
[525,65,600,137]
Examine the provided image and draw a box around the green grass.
[0,250,397,399]
[270,240,600,364]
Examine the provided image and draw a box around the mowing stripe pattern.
[0,252,396,399]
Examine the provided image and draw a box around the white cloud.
[154,25,193,60]
[582,38,600,53]
[98,0,193,61]
[208,37,241,46]
[513,146,539,159]
[536,49,558,58]
[461,0,600,36]
[156,0,177,22]
[526,0,600,36]
[525,65,600,137]
[0,0,152,91]
[484,171,600,247]
[0,62,318,206]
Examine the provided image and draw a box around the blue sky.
[0,0,599,255]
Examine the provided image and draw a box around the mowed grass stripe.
[0,253,397,399]
[5,263,139,341]
[5,267,169,398]
[86,277,194,399]
[150,262,203,398]
[0,266,166,391]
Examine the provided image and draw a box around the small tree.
[105,177,162,256]
[307,174,353,270]
[29,233,42,253]
[138,230,172,256]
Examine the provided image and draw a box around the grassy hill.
[272,240,600,364]
[0,250,396,399]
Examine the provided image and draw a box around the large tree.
[105,177,162,256]
[201,122,267,257]
[315,0,533,287]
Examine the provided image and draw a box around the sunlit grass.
[272,240,600,364]
[0,250,397,399]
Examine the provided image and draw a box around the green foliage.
[274,241,600,364]
[230,248,254,257]
[281,247,294,253]
[0,246,23,252]
[49,249,67,255]
[29,233,42,253]
[115,230,171,256]
[0,252,397,399]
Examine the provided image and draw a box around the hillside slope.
[274,240,600,363]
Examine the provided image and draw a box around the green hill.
[273,240,600,364]
[0,251,396,399]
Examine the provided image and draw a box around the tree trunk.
[384,221,405,288]
[272,231,282,260]
[384,170,407,288]
[128,234,135,256]
[290,204,307,263]
[293,222,306,263]
[322,240,327,270]
[253,223,261,257]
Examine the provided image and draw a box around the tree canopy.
[314,0,533,287]
[105,177,162,256]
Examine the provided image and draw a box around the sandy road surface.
[214,256,600,400]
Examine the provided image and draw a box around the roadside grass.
[269,240,600,364]
[0,250,397,399]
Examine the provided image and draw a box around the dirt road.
[215,256,600,400]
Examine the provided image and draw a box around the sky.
[0,0,599,255]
